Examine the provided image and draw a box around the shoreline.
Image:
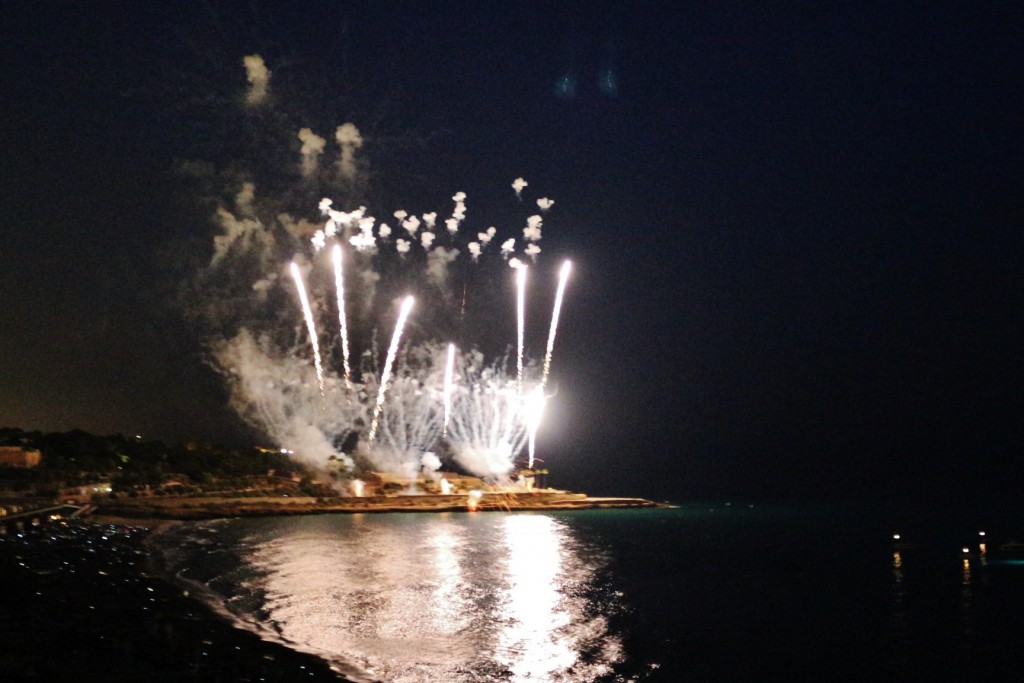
[91,490,671,521]
[0,518,355,681]
[142,524,377,682]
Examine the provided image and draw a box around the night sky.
[2,2,1022,504]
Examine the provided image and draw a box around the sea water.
[155,504,1024,682]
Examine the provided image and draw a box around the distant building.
[0,446,42,468]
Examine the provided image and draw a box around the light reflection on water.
[157,505,1024,682]
[219,513,622,682]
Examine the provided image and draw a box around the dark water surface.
[155,504,1024,682]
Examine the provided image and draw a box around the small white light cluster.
[308,179,554,268]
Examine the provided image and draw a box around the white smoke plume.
[211,206,271,266]
[349,230,376,252]
[243,54,271,105]
[311,230,327,251]
[297,128,327,177]
[512,177,527,198]
[478,227,496,244]
[402,215,421,235]
[523,215,543,241]
[213,329,357,471]
[357,267,381,315]
[251,273,277,300]
[451,191,467,222]
[235,182,257,217]
[421,451,442,479]
[277,213,319,242]
[335,123,364,180]
[426,246,459,289]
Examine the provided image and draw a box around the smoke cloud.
[297,128,327,177]
[243,54,271,105]
[426,246,459,289]
[335,123,363,180]
[211,206,270,266]
[512,177,527,198]
[212,329,357,471]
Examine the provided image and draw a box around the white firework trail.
[541,260,572,389]
[368,295,415,443]
[524,385,547,469]
[290,262,325,397]
[443,342,456,437]
[516,264,527,395]
[444,357,529,479]
[366,366,444,482]
[332,244,353,398]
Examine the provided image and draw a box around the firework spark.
[332,244,353,398]
[368,295,415,443]
[525,385,547,469]
[290,262,325,396]
[443,342,456,437]
[516,264,527,395]
[541,260,572,389]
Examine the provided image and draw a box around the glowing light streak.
[368,295,415,443]
[369,361,444,477]
[516,265,527,394]
[332,244,353,398]
[236,512,619,681]
[541,260,572,389]
[443,355,527,479]
[289,262,325,396]
[524,385,547,469]
[426,522,465,629]
[443,343,456,436]
[497,515,576,679]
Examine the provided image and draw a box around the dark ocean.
[153,504,1024,682]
